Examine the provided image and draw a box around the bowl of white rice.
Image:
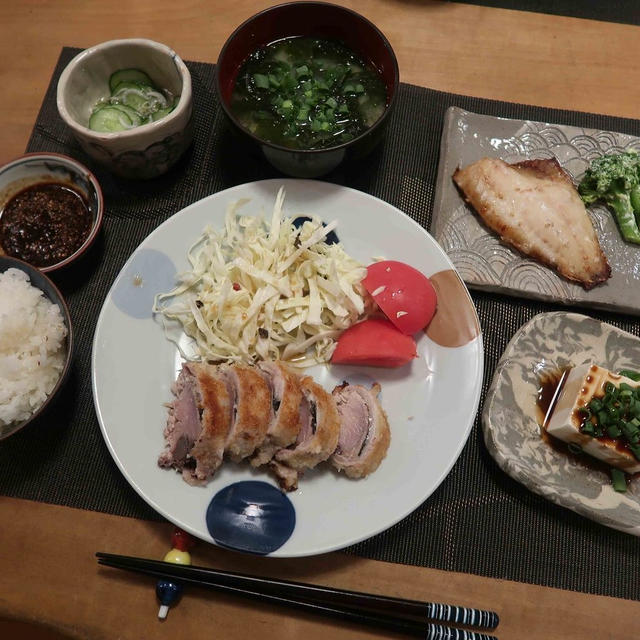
[0,256,73,440]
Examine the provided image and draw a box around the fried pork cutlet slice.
[158,362,232,485]
[252,361,303,467]
[274,376,340,473]
[452,157,611,290]
[220,364,272,463]
[331,382,390,479]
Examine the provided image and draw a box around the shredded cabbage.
[153,187,370,367]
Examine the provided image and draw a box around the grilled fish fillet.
[452,157,611,289]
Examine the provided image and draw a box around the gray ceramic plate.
[432,106,640,315]
[483,311,640,535]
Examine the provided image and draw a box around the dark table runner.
[450,0,640,25]
[2,48,640,601]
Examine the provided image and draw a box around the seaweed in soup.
[230,37,387,150]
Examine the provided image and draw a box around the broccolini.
[578,151,640,244]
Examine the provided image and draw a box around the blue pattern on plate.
[292,216,339,244]
[206,481,295,554]
[111,249,176,319]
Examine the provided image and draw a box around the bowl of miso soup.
[216,2,399,178]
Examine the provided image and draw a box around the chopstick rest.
[156,529,197,619]
[96,552,499,639]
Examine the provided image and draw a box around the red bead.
[171,527,196,552]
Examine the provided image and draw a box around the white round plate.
[92,179,483,557]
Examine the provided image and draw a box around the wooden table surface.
[2,2,640,639]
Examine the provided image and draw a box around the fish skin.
[453,157,611,290]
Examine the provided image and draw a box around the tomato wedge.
[331,317,417,368]
[363,261,437,335]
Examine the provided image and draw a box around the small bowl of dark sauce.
[216,2,399,178]
[0,152,103,272]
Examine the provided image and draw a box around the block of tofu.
[546,363,640,473]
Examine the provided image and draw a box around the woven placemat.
[2,47,640,600]
[449,0,640,25]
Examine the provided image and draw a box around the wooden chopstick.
[96,552,499,639]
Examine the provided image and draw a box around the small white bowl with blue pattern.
[56,38,193,180]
